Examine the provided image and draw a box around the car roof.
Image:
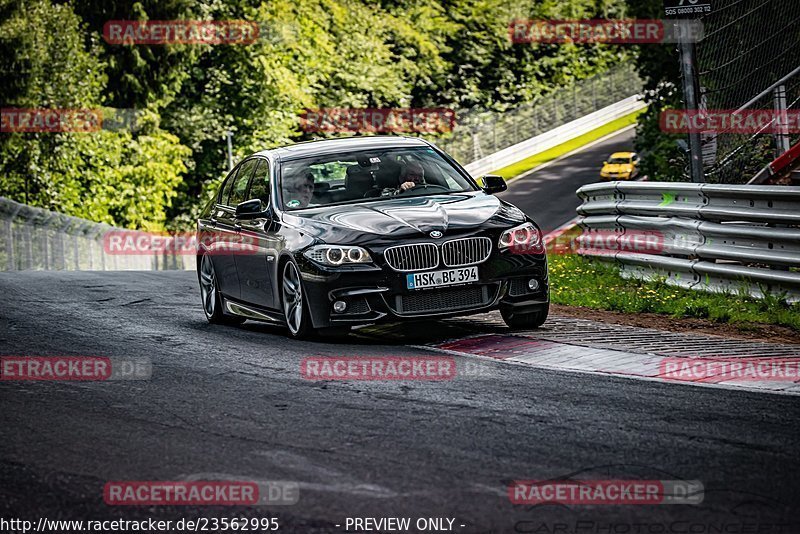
[253,136,431,162]
[609,152,636,158]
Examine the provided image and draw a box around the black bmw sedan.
[197,136,549,338]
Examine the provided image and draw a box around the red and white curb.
[413,334,800,396]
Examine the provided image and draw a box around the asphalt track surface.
[498,127,636,232]
[2,271,799,533]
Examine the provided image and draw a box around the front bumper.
[296,249,549,328]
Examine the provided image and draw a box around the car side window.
[229,158,258,207]
[219,166,239,205]
[248,159,270,205]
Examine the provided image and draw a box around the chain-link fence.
[694,0,800,183]
[0,197,192,271]
[428,63,644,166]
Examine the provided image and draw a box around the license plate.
[406,266,479,289]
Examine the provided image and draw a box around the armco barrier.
[575,182,800,302]
[464,95,646,178]
[430,63,645,175]
[0,197,192,271]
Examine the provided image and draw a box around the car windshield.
[279,146,477,210]
[607,157,632,164]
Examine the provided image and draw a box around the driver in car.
[399,160,425,191]
[284,171,315,209]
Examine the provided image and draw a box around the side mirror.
[603,161,608,165]
[235,198,269,219]
[481,174,507,194]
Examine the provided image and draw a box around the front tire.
[198,253,245,325]
[501,303,549,329]
[281,259,314,339]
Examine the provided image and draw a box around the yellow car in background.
[600,152,640,181]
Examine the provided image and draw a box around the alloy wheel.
[282,261,304,334]
[199,254,216,318]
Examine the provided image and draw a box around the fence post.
[679,39,705,183]
[24,223,33,270]
[513,113,518,144]
[56,225,66,270]
[573,84,577,119]
[610,71,615,100]
[773,84,791,157]
[5,203,22,270]
[553,96,558,124]
[4,219,14,270]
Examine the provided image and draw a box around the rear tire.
[501,303,549,329]
[198,253,245,325]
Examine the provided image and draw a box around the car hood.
[282,193,526,243]
[602,164,633,174]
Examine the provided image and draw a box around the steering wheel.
[395,183,451,196]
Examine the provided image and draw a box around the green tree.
[0,0,191,229]
[626,0,687,181]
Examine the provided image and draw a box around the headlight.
[499,222,544,254]
[303,245,372,266]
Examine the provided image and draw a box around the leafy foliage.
[626,0,688,181]
[0,0,190,230]
[2,0,630,229]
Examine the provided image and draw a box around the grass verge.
[490,107,646,180]
[549,253,800,332]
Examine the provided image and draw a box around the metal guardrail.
[0,197,192,271]
[463,95,645,178]
[430,63,644,171]
[575,182,800,303]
